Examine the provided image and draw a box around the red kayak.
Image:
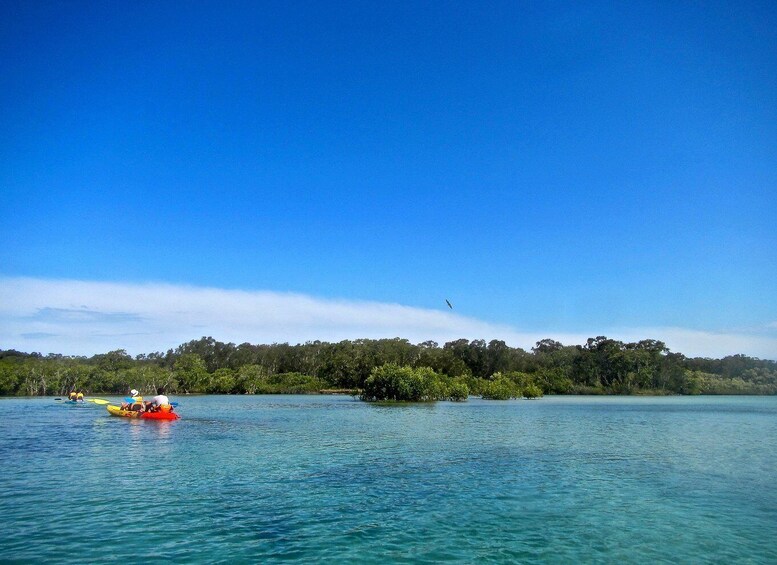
[107,405,180,420]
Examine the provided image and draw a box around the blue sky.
[2,1,776,357]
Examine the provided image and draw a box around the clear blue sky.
[2,1,776,355]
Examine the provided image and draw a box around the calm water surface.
[1,395,775,563]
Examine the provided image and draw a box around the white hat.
[130,389,139,396]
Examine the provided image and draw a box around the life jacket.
[69,392,77,400]
[76,392,84,400]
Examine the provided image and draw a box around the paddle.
[86,398,111,405]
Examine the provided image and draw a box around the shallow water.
[1,395,775,563]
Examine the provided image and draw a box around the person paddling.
[121,389,144,412]
[145,387,173,413]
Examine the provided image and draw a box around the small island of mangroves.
[3,336,775,400]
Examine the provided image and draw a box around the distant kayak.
[106,405,180,421]
[62,399,88,405]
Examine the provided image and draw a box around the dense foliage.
[1,336,775,399]
[360,364,469,402]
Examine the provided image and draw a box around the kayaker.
[121,389,144,412]
[76,391,84,402]
[146,386,172,413]
[68,391,77,401]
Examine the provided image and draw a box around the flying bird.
[445,299,453,309]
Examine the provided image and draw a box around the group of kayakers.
[68,391,84,402]
[120,386,174,414]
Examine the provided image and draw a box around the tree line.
[1,335,775,398]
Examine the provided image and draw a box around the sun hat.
[130,389,139,396]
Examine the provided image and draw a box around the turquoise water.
[1,395,775,564]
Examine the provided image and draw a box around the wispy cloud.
[20,332,59,340]
[32,307,144,324]
[1,277,775,359]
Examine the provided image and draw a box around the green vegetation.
[360,364,468,402]
[1,335,775,400]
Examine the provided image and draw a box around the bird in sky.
[445,299,452,309]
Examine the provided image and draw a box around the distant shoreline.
[2,336,776,398]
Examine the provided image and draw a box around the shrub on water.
[361,363,408,401]
[522,383,543,399]
[360,363,462,402]
[480,376,521,400]
[447,381,469,401]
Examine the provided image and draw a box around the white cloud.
[1,277,776,359]
[596,327,777,360]
[0,277,520,355]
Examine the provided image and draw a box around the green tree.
[534,367,572,393]
[0,362,20,396]
[316,341,361,388]
[174,353,209,393]
[208,368,237,393]
[175,337,237,372]
[235,364,269,394]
